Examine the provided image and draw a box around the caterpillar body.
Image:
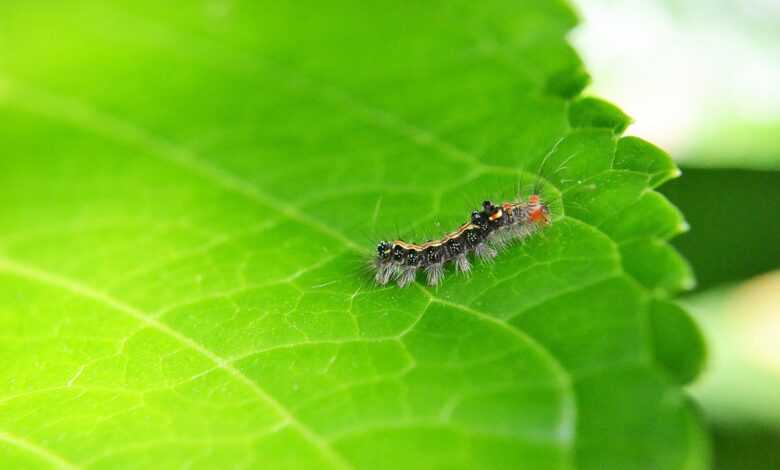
[374,195,550,287]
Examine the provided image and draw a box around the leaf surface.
[0,1,704,469]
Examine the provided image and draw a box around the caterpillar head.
[528,194,550,224]
[376,241,392,261]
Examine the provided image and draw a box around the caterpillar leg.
[511,224,532,240]
[397,266,418,288]
[489,228,513,249]
[375,263,397,285]
[454,254,471,273]
[425,263,445,286]
[475,243,497,262]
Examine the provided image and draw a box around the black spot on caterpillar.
[374,195,550,287]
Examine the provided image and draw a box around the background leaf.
[660,168,780,291]
[0,1,705,469]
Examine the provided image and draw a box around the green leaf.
[568,97,632,134]
[648,300,706,385]
[0,2,705,469]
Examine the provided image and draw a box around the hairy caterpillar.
[374,195,550,287]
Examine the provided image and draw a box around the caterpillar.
[374,194,550,287]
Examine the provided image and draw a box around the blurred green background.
[574,0,780,468]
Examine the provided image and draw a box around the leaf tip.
[681,272,697,291]
[568,96,632,134]
[545,65,591,100]
[648,300,707,385]
[615,136,679,187]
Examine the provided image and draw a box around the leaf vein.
[0,430,80,470]
[0,257,353,470]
